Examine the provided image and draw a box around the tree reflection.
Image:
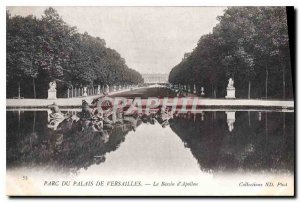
[7,106,294,174]
[169,111,294,173]
[7,106,142,172]
[6,103,176,172]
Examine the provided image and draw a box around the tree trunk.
[32,77,36,99]
[18,82,20,99]
[248,80,251,99]
[265,66,268,99]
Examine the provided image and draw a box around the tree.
[169,7,292,100]
[6,7,143,98]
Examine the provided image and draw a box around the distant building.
[142,74,169,84]
[183,52,191,61]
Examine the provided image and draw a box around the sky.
[7,6,226,74]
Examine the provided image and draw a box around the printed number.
[22,176,28,180]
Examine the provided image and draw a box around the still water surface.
[7,109,294,176]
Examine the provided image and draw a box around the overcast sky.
[7,6,226,74]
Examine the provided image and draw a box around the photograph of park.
[6,6,294,196]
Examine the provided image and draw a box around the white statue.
[83,87,88,96]
[193,84,196,94]
[97,85,101,95]
[225,78,236,99]
[105,84,110,93]
[49,81,56,91]
[201,87,205,96]
[48,81,57,99]
[227,78,234,88]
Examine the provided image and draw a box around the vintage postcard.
[6,6,294,196]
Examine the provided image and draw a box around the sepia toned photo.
[6,6,294,196]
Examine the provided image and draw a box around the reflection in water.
[225,111,235,132]
[7,107,141,173]
[7,105,294,175]
[169,111,294,173]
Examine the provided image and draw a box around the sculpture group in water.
[47,97,176,136]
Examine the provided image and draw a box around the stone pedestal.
[48,90,57,99]
[225,87,235,99]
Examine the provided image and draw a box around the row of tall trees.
[7,7,143,98]
[169,7,293,99]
